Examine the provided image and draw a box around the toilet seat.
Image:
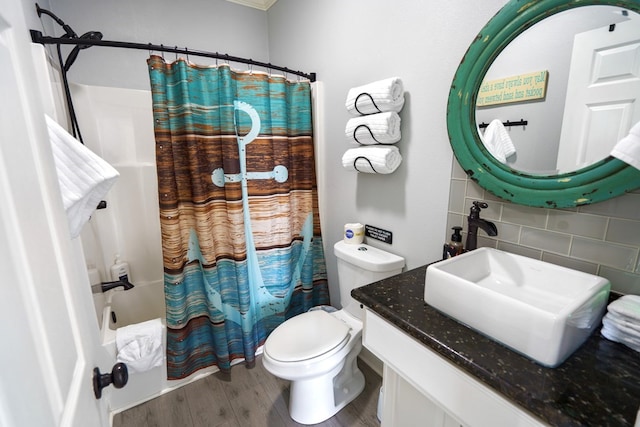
[265,310,351,362]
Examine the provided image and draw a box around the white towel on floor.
[345,112,401,145]
[481,119,516,164]
[46,115,119,238]
[116,318,164,374]
[342,146,402,174]
[611,121,640,170]
[345,77,405,116]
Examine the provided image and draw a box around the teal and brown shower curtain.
[148,55,329,379]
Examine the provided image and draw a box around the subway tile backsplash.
[607,218,640,247]
[547,210,607,240]
[570,237,637,271]
[447,159,640,294]
[520,227,571,254]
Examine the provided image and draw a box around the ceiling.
[225,0,278,11]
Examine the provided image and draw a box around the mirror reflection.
[476,6,640,175]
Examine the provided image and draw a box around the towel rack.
[354,93,382,115]
[353,124,395,145]
[479,119,528,129]
[353,156,379,173]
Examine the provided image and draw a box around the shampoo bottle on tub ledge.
[110,255,131,283]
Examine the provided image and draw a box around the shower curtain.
[147,55,329,379]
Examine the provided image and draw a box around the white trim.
[225,0,278,11]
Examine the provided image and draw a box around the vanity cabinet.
[353,266,640,426]
[379,364,461,427]
[363,310,545,427]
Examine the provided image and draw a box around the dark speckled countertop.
[352,265,640,427]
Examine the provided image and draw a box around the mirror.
[448,0,640,208]
[476,6,640,175]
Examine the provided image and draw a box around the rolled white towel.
[342,146,402,174]
[116,318,164,374]
[345,77,405,116]
[345,112,401,145]
[611,121,640,170]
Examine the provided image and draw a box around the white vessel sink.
[424,248,610,367]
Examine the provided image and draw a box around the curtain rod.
[29,30,317,82]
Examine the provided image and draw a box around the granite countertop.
[352,265,640,427]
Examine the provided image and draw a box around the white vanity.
[365,309,544,426]
[352,265,640,427]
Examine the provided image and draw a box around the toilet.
[262,240,405,425]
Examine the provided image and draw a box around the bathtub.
[100,281,165,343]
[93,281,220,415]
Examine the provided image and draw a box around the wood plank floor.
[113,356,382,427]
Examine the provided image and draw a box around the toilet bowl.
[262,241,405,425]
[262,309,364,425]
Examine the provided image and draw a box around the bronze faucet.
[101,279,134,292]
[465,201,498,251]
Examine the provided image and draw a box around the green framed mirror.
[447,0,640,208]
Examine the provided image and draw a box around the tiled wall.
[447,159,640,295]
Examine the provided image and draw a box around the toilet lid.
[265,310,351,362]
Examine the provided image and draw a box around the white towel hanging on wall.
[481,119,516,163]
[46,114,119,238]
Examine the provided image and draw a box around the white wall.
[46,0,271,90]
[71,84,163,286]
[29,1,637,304]
[34,0,511,307]
[31,0,272,285]
[267,0,508,304]
[21,0,54,34]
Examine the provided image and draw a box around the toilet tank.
[334,241,405,319]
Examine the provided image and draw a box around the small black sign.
[365,224,393,244]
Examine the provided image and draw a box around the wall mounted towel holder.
[353,156,379,173]
[353,124,394,145]
[479,119,528,129]
[354,92,382,115]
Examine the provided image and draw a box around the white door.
[0,0,110,426]
[556,15,640,173]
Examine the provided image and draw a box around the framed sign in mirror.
[447,0,640,208]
